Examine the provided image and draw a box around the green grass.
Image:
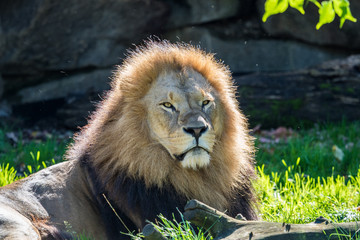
[255,160,360,224]
[0,163,19,186]
[0,129,68,163]
[128,212,212,240]
[0,121,359,239]
[254,121,360,225]
[324,226,360,240]
[0,128,70,185]
[255,121,360,177]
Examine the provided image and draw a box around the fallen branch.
[142,224,167,240]
[183,199,360,240]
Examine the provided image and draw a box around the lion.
[0,40,257,239]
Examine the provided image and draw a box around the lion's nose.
[183,126,208,142]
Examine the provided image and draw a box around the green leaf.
[263,0,289,22]
[333,0,357,28]
[316,1,335,29]
[289,0,305,14]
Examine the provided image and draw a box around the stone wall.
[0,0,359,128]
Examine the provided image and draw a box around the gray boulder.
[16,69,111,104]
[165,0,246,28]
[0,74,3,99]
[0,0,247,75]
[166,26,350,73]
[0,0,168,74]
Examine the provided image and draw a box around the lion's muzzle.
[182,114,209,141]
[183,126,208,144]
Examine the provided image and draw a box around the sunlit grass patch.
[0,129,69,169]
[128,211,213,240]
[0,163,19,186]
[255,159,360,224]
[255,121,360,177]
[0,128,71,186]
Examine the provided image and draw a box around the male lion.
[0,41,257,239]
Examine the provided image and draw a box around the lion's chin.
[180,149,210,170]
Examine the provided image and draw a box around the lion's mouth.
[174,146,209,161]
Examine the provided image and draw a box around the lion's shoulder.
[0,160,107,239]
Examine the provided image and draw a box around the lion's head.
[68,40,256,217]
[144,67,221,169]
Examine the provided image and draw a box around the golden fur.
[68,40,256,212]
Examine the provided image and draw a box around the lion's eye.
[162,102,173,109]
[202,100,210,106]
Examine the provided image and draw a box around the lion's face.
[144,67,221,170]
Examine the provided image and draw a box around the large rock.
[16,69,111,104]
[1,0,358,129]
[0,0,247,75]
[56,93,101,129]
[257,0,360,49]
[0,75,3,99]
[235,55,360,127]
[165,0,249,28]
[0,0,168,74]
[166,27,351,73]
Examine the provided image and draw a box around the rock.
[16,69,112,104]
[12,91,101,129]
[0,101,12,118]
[234,55,360,127]
[0,74,3,99]
[56,93,100,129]
[10,68,111,129]
[0,0,168,74]
[1,0,358,129]
[257,0,360,50]
[166,27,350,73]
[165,0,248,29]
[0,0,248,75]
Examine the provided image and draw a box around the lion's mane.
[67,40,257,231]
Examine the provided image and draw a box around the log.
[183,199,360,240]
[235,55,360,128]
[143,224,167,240]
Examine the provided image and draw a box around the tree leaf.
[333,0,357,28]
[263,0,289,22]
[316,1,335,30]
[289,0,305,14]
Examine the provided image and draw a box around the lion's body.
[0,41,257,239]
[0,161,108,239]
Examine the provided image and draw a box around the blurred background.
[0,0,359,130]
